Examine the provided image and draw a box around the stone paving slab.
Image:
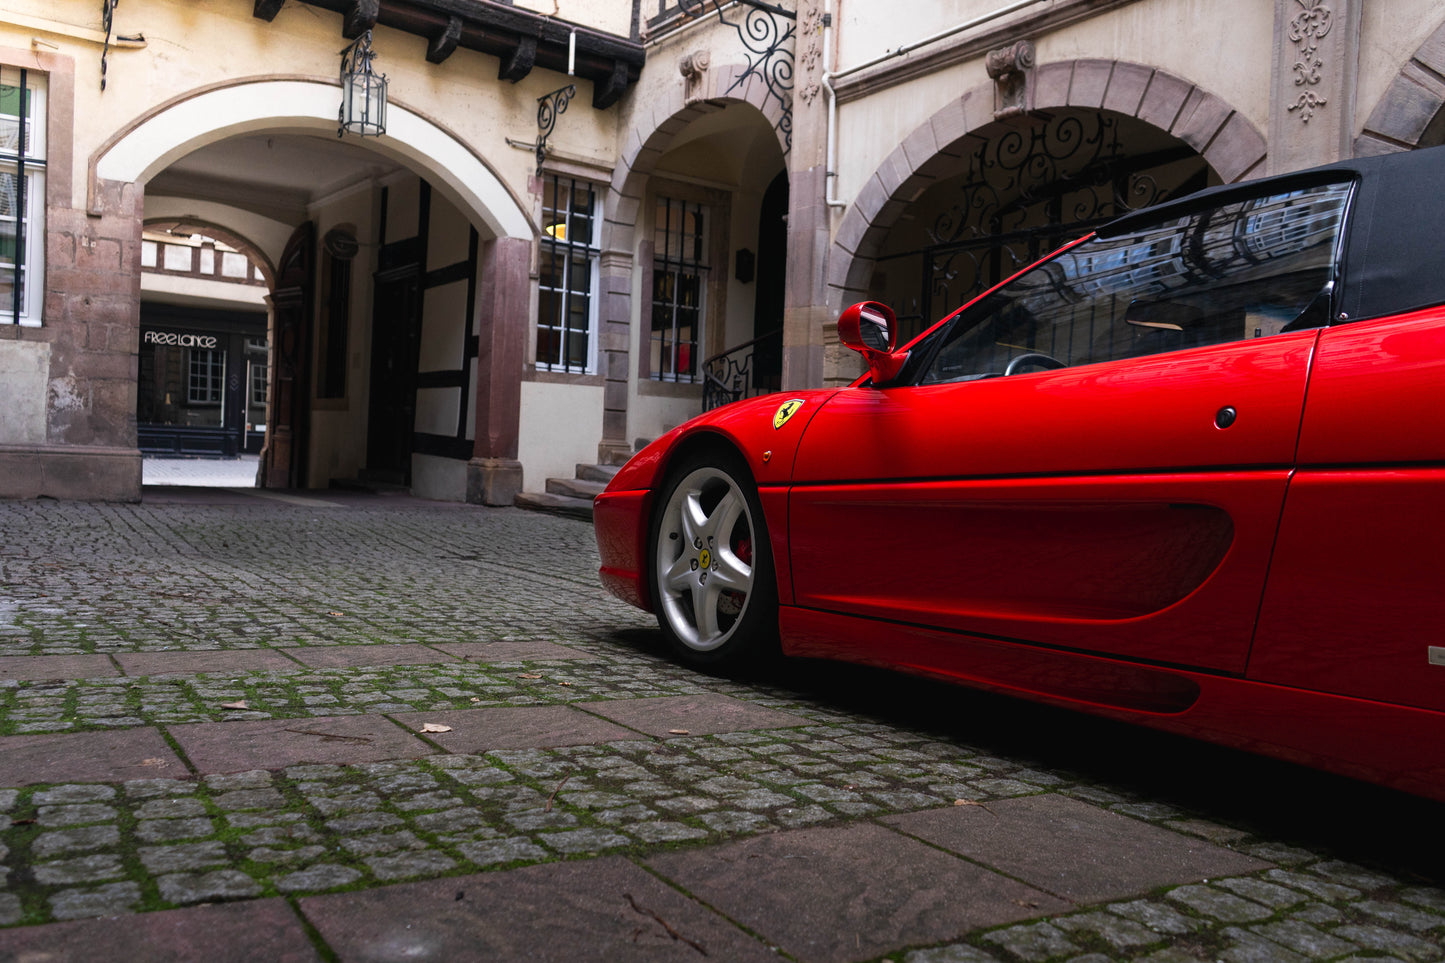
[580,692,811,737]
[0,654,118,681]
[169,714,434,772]
[0,728,185,785]
[432,640,587,662]
[300,855,779,962]
[646,821,1070,963]
[2,498,1445,962]
[884,793,1273,903]
[114,649,302,677]
[282,643,458,669]
[0,898,319,962]
[389,705,642,751]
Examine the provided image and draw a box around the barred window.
[0,68,46,325]
[650,196,707,382]
[535,174,600,373]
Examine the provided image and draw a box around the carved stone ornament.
[985,40,1036,120]
[1286,0,1332,123]
[680,49,712,104]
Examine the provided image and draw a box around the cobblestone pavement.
[0,489,1442,961]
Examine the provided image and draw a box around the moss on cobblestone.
[0,501,1443,961]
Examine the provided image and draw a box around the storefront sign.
[143,330,219,349]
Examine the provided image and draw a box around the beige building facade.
[0,0,1442,502]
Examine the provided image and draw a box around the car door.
[789,179,1355,675]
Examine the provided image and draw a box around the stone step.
[575,463,621,484]
[513,491,595,521]
[547,476,607,500]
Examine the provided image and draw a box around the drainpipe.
[823,0,1044,209]
[822,0,844,208]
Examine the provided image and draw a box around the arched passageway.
[827,61,1267,356]
[95,80,537,501]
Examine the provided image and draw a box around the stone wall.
[0,47,141,500]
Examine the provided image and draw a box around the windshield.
[913,180,1355,385]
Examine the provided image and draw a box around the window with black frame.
[918,180,1354,385]
[536,174,600,374]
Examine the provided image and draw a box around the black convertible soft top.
[1098,143,1445,325]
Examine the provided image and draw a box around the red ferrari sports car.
[594,144,1445,801]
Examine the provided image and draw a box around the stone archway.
[141,216,277,287]
[93,79,541,500]
[143,198,295,281]
[593,64,789,463]
[92,79,532,242]
[1357,20,1445,154]
[825,61,1268,319]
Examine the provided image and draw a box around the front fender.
[603,389,841,495]
[595,389,840,612]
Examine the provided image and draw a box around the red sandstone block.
[1069,59,1113,109]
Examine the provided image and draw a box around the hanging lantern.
[339,31,387,138]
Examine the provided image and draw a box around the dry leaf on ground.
[220,700,248,710]
[419,723,453,733]
[954,798,996,815]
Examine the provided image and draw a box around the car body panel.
[1247,307,1445,713]
[1250,469,1445,713]
[789,472,1286,672]
[605,389,840,496]
[593,389,839,614]
[594,489,651,612]
[1292,306,1445,465]
[793,331,1318,483]
[789,333,1316,673]
[781,606,1445,799]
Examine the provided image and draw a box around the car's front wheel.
[648,448,778,669]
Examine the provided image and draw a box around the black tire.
[647,446,779,670]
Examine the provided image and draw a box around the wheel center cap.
[698,548,712,570]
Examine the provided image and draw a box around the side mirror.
[838,301,908,385]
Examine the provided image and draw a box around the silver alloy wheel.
[654,465,756,652]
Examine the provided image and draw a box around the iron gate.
[883,111,1212,343]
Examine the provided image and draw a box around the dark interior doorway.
[262,222,314,488]
[752,170,789,393]
[366,244,422,484]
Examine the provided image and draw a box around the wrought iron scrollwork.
[931,112,1152,247]
[901,111,1209,335]
[535,84,577,169]
[673,0,795,153]
[701,328,783,411]
[101,0,119,91]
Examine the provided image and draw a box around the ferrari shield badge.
[773,399,805,430]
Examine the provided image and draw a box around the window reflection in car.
[915,180,1355,386]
